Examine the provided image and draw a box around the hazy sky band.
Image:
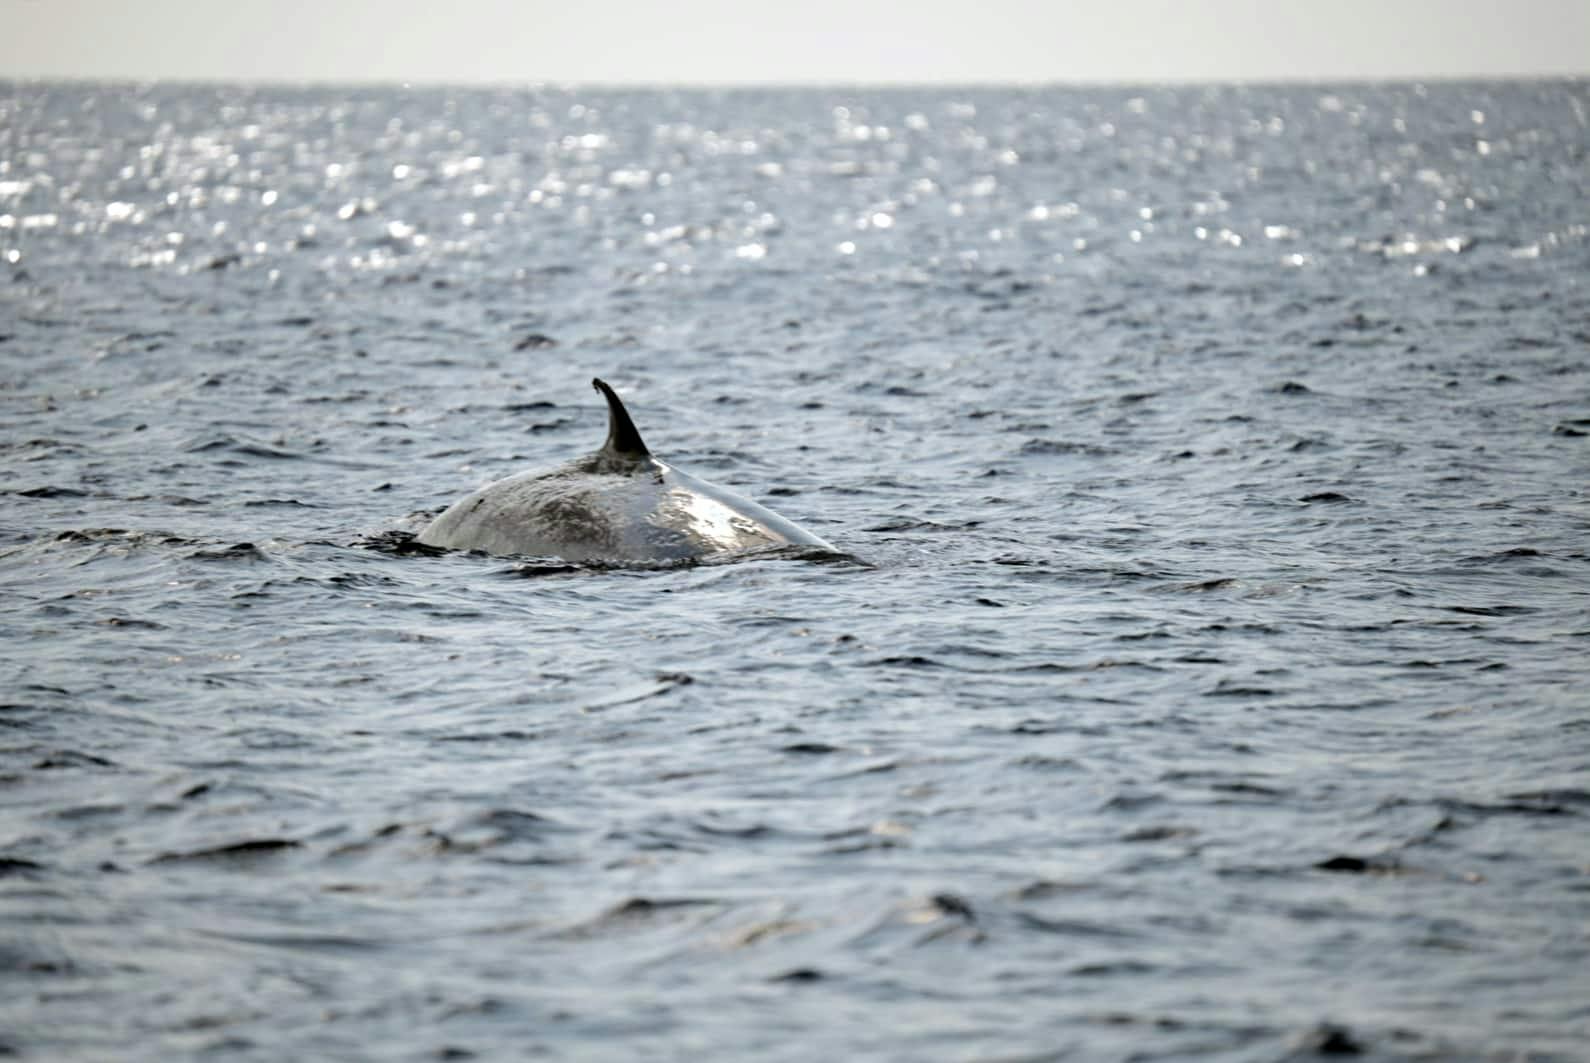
[3,0,1587,84]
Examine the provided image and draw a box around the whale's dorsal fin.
[592,378,651,459]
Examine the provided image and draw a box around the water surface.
[2,80,1588,1061]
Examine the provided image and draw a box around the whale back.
[417,379,834,562]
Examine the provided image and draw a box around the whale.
[417,378,836,563]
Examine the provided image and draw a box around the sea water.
[2,80,1588,1061]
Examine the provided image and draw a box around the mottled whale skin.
[418,379,834,563]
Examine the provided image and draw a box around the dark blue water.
[3,80,1589,1061]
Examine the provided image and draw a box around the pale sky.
[1,0,1585,85]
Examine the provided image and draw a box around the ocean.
[2,79,1588,1061]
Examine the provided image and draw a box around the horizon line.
[3,71,1586,92]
